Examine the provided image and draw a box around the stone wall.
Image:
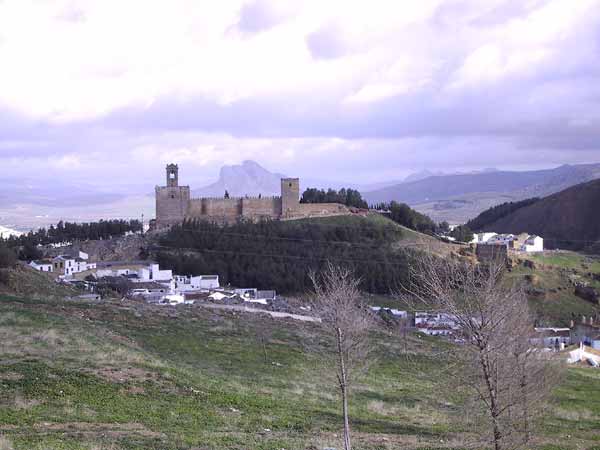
[186,197,283,223]
[241,197,282,219]
[188,198,242,223]
[155,186,190,228]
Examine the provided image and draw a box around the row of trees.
[300,187,368,209]
[1,220,142,260]
[316,257,560,450]
[155,217,408,294]
[373,201,438,234]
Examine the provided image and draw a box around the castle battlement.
[188,195,282,201]
[155,164,349,228]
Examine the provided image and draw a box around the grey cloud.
[305,26,348,60]
[236,0,283,33]
[1,0,600,195]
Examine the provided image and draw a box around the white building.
[29,259,53,272]
[174,275,219,293]
[414,312,460,336]
[470,232,498,244]
[29,251,95,276]
[520,235,543,252]
[48,255,96,277]
[532,327,570,348]
[138,264,173,282]
[370,307,408,318]
[487,234,515,246]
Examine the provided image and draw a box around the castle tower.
[281,178,300,218]
[166,163,179,187]
[155,163,190,228]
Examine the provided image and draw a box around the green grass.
[505,253,600,325]
[0,293,598,449]
[525,252,600,272]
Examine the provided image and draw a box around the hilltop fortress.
[155,164,350,228]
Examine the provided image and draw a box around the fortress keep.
[155,164,349,228]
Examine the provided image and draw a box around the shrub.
[0,245,17,269]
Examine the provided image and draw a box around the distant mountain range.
[466,178,600,251]
[362,163,600,223]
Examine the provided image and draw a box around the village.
[25,237,600,368]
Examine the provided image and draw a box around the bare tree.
[310,264,375,450]
[403,253,561,450]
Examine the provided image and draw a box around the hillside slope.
[1,293,599,449]
[363,163,600,223]
[153,214,457,295]
[473,179,600,251]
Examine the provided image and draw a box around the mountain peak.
[196,161,287,197]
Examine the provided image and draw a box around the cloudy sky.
[1,0,600,191]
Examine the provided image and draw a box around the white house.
[414,312,459,336]
[532,327,571,348]
[487,234,515,246]
[520,235,543,252]
[174,274,219,293]
[29,259,53,272]
[51,255,96,278]
[52,256,77,276]
[470,232,498,244]
[138,264,172,282]
[370,307,408,318]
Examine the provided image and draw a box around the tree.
[310,264,375,450]
[373,201,437,234]
[18,242,43,261]
[450,224,474,242]
[437,221,450,233]
[0,245,17,269]
[300,187,368,209]
[403,254,561,450]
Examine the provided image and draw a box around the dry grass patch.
[12,393,41,410]
[553,407,599,421]
[0,373,22,381]
[0,435,13,450]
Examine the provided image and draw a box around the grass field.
[503,251,600,326]
[524,252,600,273]
[0,292,599,450]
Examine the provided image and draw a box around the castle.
[154,164,350,228]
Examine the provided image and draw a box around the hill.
[153,214,420,295]
[1,291,600,449]
[362,163,600,223]
[468,179,600,251]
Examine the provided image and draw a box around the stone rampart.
[241,197,282,219]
